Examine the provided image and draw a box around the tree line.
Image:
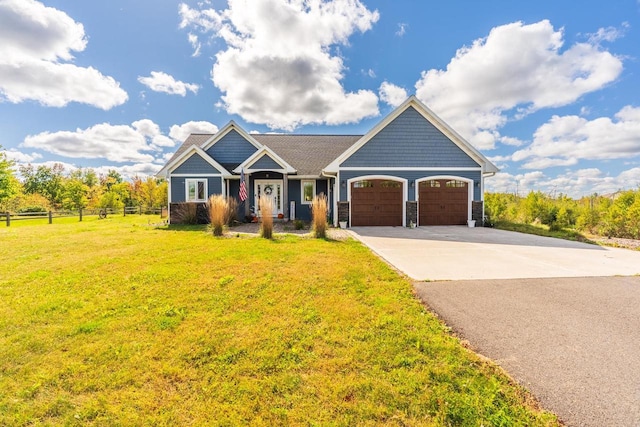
[485,190,640,240]
[0,148,167,213]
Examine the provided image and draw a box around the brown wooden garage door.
[419,179,468,225]
[351,179,403,226]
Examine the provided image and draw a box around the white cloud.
[0,0,128,109]
[21,122,169,163]
[3,149,42,163]
[169,121,219,142]
[179,0,380,130]
[512,106,640,169]
[188,33,202,57]
[379,81,407,107]
[415,20,623,149]
[396,23,407,37]
[586,23,628,44]
[138,71,200,96]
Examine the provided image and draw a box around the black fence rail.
[1,207,167,226]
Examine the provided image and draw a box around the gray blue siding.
[206,129,258,166]
[339,170,481,201]
[341,107,480,168]
[252,154,281,170]
[171,177,223,203]
[172,153,221,174]
[288,179,329,221]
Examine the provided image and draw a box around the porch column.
[283,174,289,220]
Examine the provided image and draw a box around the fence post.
[139,206,142,215]
[48,210,53,224]
[5,212,9,227]
[123,206,126,217]
[79,208,83,222]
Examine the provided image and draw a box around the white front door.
[254,180,283,216]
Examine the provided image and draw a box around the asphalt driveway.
[414,276,640,427]
[349,226,640,280]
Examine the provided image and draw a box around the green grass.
[492,220,595,243]
[0,216,558,426]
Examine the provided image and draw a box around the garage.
[351,179,403,226]
[419,179,468,225]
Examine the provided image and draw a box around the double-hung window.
[301,180,315,205]
[186,179,207,202]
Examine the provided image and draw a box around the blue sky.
[1,0,639,197]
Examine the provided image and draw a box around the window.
[380,180,401,188]
[353,180,373,188]
[446,180,466,188]
[420,180,440,188]
[186,179,207,202]
[301,180,315,204]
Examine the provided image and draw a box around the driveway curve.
[349,226,640,280]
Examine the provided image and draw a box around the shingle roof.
[164,133,362,176]
[253,134,362,176]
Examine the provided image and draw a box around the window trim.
[185,178,208,202]
[301,180,315,205]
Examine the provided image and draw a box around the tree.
[0,147,21,210]
[130,176,167,209]
[61,178,89,210]
[20,163,66,207]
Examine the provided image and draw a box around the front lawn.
[0,217,558,425]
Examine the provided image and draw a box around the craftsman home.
[157,96,499,226]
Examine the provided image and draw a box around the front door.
[254,180,283,216]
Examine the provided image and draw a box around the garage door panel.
[351,179,403,226]
[419,179,469,226]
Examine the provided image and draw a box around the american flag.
[239,168,247,202]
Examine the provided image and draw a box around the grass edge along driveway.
[0,216,558,426]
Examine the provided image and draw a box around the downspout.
[322,169,338,226]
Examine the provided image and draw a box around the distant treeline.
[1,149,167,214]
[485,189,640,239]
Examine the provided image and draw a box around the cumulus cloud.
[179,0,380,130]
[415,20,623,149]
[169,121,219,142]
[379,81,408,107]
[512,106,640,169]
[0,0,128,109]
[138,71,200,96]
[18,119,221,165]
[487,167,640,198]
[2,149,42,163]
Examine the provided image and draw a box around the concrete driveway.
[349,226,640,280]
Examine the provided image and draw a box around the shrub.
[294,219,305,230]
[311,194,328,238]
[208,195,227,236]
[172,203,198,224]
[259,198,273,239]
[225,197,238,226]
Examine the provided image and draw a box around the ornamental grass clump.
[208,195,227,236]
[312,194,328,238]
[259,197,273,239]
[225,197,238,226]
